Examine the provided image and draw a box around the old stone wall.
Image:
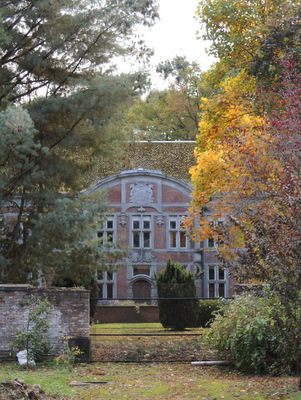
[0,285,90,360]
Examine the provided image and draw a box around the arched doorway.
[132,280,151,303]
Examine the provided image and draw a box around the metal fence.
[90,330,205,363]
[90,297,226,362]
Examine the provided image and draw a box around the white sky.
[144,0,216,70]
[119,0,217,89]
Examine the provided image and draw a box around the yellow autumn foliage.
[197,71,264,151]
[188,69,284,245]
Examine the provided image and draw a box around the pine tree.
[0,0,159,282]
[156,259,199,330]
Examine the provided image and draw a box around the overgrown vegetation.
[204,291,294,375]
[55,342,83,369]
[198,299,225,328]
[187,0,301,385]
[9,296,53,365]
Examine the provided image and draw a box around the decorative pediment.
[130,182,153,207]
[127,250,157,264]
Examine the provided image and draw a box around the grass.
[90,323,181,333]
[1,323,301,399]
[0,361,301,399]
[90,323,206,362]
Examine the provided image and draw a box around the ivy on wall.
[84,141,196,187]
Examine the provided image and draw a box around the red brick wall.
[117,266,127,298]
[162,184,191,203]
[0,286,90,359]
[108,183,122,203]
[95,306,159,323]
[153,223,166,249]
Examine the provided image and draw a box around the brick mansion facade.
[87,141,234,302]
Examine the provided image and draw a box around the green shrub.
[156,259,199,330]
[204,292,291,374]
[9,296,53,364]
[198,299,226,327]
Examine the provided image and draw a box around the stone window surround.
[130,214,153,249]
[97,270,116,301]
[167,214,189,250]
[204,264,228,298]
[96,215,116,244]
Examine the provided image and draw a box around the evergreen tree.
[0,0,159,282]
[156,259,199,330]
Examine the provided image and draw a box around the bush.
[198,299,226,327]
[9,296,53,365]
[204,292,292,374]
[156,259,199,330]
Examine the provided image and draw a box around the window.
[133,265,151,276]
[209,283,215,298]
[97,270,115,300]
[17,221,31,244]
[97,217,115,245]
[97,270,104,280]
[209,266,215,280]
[217,221,225,245]
[208,221,215,248]
[132,215,151,249]
[208,237,215,248]
[207,265,227,298]
[207,220,225,248]
[168,215,187,249]
[97,284,103,299]
[107,283,113,299]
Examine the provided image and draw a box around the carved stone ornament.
[127,250,157,263]
[120,213,127,226]
[130,182,153,207]
[157,213,164,226]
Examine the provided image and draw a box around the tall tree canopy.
[197,0,297,70]
[189,0,301,291]
[0,0,159,283]
[190,0,301,375]
[189,62,301,284]
[191,0,301,268]
[125,57,213,140]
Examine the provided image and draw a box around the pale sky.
[144,0,216,71]
[119,0,217,89]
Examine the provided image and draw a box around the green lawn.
[0,362,300,399]
[1,323,301,399]
[90,323,207,362]
[91,322,201,333]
